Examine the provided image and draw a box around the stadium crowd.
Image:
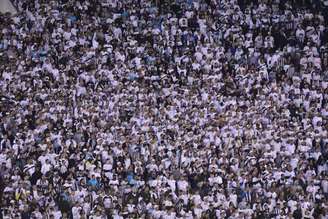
[0,0,328,218]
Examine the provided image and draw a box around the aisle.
[0,0,17,14]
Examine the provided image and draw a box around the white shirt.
[177,180,188,192]
[41,163,52,175]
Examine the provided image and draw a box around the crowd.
[0,0,328,218]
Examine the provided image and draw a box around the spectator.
[0,0,327,218]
